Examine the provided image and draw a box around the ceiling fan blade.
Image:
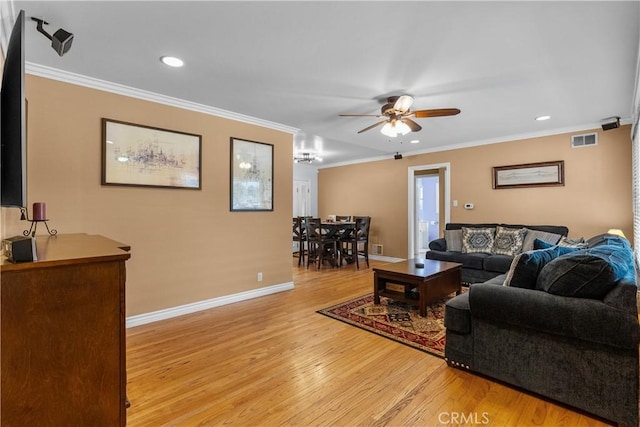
[357,120,388,134]
[393,95,414,113]
[402,118,422,132]
[339,113,383,117]
[413,108,461,118]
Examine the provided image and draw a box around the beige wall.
[319,126,632,258]
[1,75,293,316]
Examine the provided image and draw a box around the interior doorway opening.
[415,173,441,257]
[408,163,450,259]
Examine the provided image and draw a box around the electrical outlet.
[257,272,263,282]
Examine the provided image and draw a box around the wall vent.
[571,132,598,148]
[371,244,383,255]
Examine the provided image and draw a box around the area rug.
[317,290,467,358]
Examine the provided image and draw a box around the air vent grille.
[571,133,598,148]
[371,244,383,255]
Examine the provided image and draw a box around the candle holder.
[20,207,57,237]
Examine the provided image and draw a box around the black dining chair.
[340,216,371,269]
[292,217,305,266]
[305,218,339,269]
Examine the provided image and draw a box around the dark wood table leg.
[419,281,427,317]
[374,271,381,304]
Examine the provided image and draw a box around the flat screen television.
[1,9,27,208]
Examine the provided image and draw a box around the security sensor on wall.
[31,17,73,57]
[601,116,620,131]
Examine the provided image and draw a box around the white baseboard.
[126,281,294,328]
[369,254,406,263]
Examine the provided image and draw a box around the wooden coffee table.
[373,258,462,317]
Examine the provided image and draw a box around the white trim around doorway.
[407,163,451,259]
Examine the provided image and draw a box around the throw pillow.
[492,226,526,256]
[533,238,555,250]
[521,229,562,252]
[503,245,581,289]
[537,244,635,299]
[557,236,588,248]
[444,229,463,252]
[461,227,495,254]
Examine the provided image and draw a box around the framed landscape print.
[230,137,274,211]
[493,160,564,189]
[102,119,202,189]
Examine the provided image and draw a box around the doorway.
[408,163,450,259]
[293,179,311,217]
[293,180,311,253]
[415,173,440,257]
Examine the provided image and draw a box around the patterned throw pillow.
[461,227,495,254]
[444,229,463,252]
[492,226,526,256]
[557,236,588,248]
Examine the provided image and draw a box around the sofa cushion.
[537,244,636,299]
[426,250,488,270]
[444,229,463,252]
[521,229,562,252]
[492,226,526,256]
[483,255,513,273]
[462,227,495,254]
[504,246,581,289]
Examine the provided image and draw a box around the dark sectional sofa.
[444,234,639,426]
[426,223,569,283]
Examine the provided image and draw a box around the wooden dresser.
[1,233,131,426]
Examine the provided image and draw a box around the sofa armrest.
[469,283,639,349]
[429,238,447,251]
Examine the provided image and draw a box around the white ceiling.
[9,1,640,165]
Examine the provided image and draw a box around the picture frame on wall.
[230,137,274,211]
[101,119,202,189]
[492,160,564,189]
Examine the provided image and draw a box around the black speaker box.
[2,236,37,263]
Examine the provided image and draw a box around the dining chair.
[305,217,339,269]
[292,217,305,266]
[340,216,371,269]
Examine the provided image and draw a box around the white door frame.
[407,162,451,258]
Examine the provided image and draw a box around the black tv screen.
[1,10,27,208]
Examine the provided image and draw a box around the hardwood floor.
[126,259,611,426]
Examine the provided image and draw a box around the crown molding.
[318,119,632,169]
[25,62,300,135]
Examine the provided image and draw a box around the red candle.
[33,202,46,221]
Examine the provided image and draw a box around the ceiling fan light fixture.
[380,122,398,138]
[380,120,411,137]
[396,121,411,135]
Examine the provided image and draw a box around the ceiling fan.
[339,95,460,137]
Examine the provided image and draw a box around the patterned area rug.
[318,290,467,358]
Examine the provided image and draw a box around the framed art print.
[493,160,564,189]
[230,137,273,211]
[102,119,202,189]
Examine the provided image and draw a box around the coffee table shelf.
[373,258,462,317]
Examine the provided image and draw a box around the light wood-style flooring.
[126,259,611,426]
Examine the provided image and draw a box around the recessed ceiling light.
[160,56,184,67]
[410,140,420,144]
[535,115,551,121]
